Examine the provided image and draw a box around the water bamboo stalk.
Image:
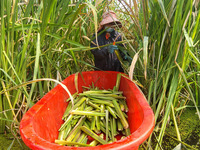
[55,140,92,147]
[70,110,105,116]
[80,126,107,145]
[115,73,121,91]
[112,99,129,129]
[106,106,117,119]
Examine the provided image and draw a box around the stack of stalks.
[55,74,130,147]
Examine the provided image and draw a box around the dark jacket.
[91,30,124,72]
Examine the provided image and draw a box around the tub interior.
[32,72,144,143]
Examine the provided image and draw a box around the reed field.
[0,0,200,149]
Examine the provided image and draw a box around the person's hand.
[108,45,118,53]
[123,55,127,60]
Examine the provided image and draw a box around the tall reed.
[0,0,199,149]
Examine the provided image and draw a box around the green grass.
[0,133,29,150]
[162,108,200,149]
[0,0,199,149]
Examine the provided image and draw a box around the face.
[104,24,117,33]
[104,24,117,29]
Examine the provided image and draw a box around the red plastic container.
[20,71,155,150]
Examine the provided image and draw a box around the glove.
[123,55,128,60]
[108,45,118,54]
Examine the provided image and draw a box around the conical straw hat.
[98,11,122,31]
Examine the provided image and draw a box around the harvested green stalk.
[87,101,101,110]
[125,128,131,136]
[73,97,87,109]
[56,74,131,147]
[100,124,112,140]
[112,117,117,136]
[115,73,121,91]
[100,120,111,130]
[89,96,116,101]
[66,117,85,142]
[110,116,115,142]
[59,114,73,131]
[57,129,65,141]
[95,115,100,131]
[80,126,107,145]
[91,116,96,130]
[82,93,126,99]
[100,104,105,120]
[105,110,109,142]
[89,133,104,146]
[62,102,72,119]
[112,91,123,95]
[82,137,88,144]
[112,99,129,129]
[83,121,90,128]
[89,139,99,146]
[119,101,125,111]
[123,112,128,118]
[94,128,101,134]
[55,140,92,147]
[72,130,81,142]
[83,90,112,94]
[117,119,123,131]
[76,133,87,143]
[121,100,129,112]
[106,106,118,119]
[90,99,114,107]
[84,106,93,111]
[63,124,72,140]
[70,110,105,116]
[66,92,78,102]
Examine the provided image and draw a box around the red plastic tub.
[20,71,155,150]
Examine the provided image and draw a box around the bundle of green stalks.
[55,76,130,147]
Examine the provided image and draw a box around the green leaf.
[183,28,194,47]
[46,33,85,47]
[143,36,148,80]
[41,0,57,39]
[157,0,170,26]
[27,33,41,108]
[188,49,200,66]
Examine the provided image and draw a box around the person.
[91,11,127,72]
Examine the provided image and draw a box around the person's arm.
[115,35,127,60]
[91,39,108,60]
